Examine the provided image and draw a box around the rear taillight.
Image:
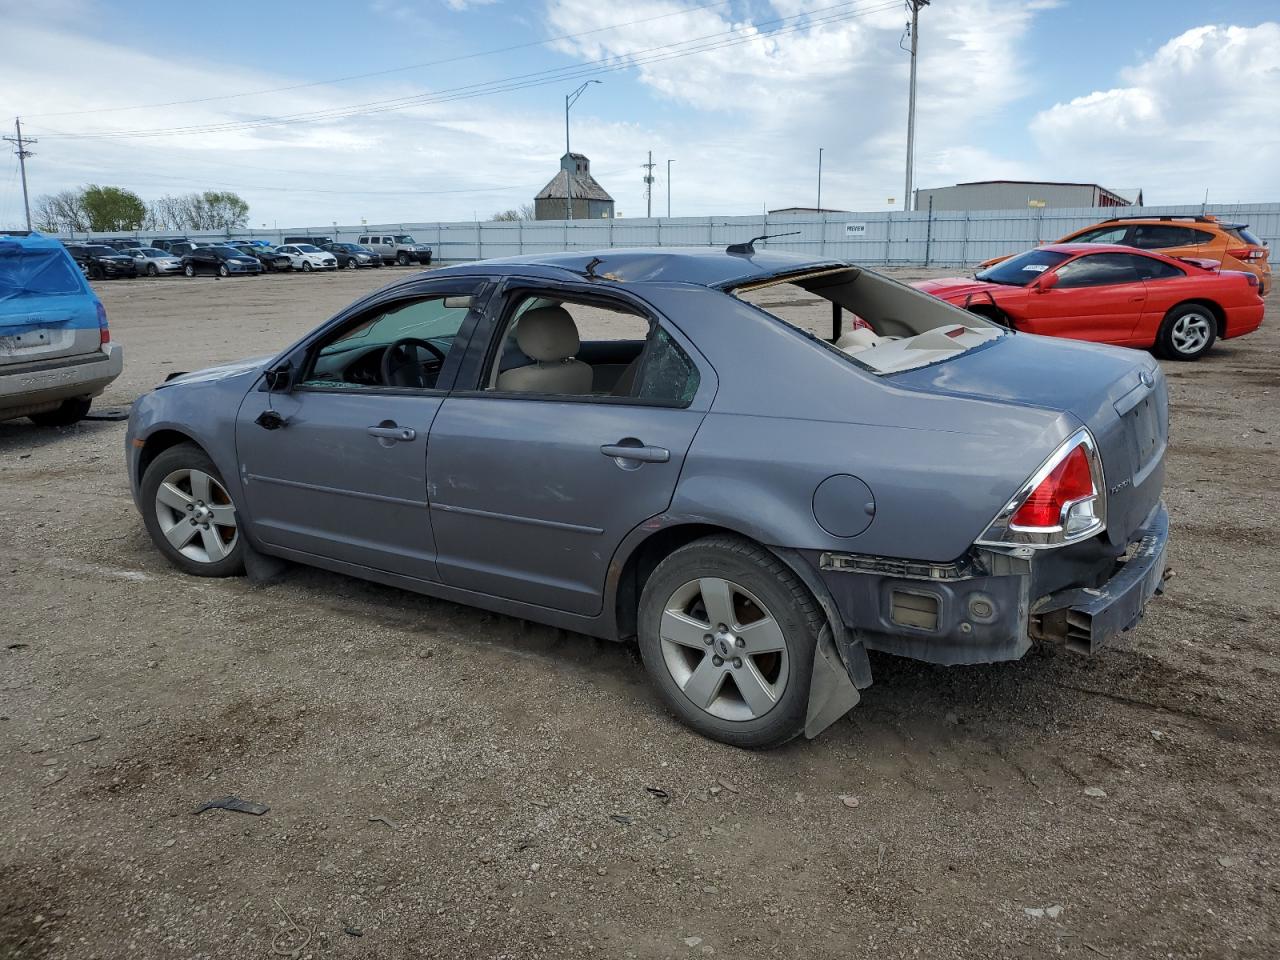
[1227,246,1267,262]
[977,429,1107,549]
[96,300,110,347]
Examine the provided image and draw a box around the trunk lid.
[0,239,102,367]
[890,333,1167,548]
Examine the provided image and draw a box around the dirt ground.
[1,264,1277,960]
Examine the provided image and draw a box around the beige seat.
[835,326,884,355]
[496,306,594,394]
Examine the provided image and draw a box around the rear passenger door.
[424,283,715,616]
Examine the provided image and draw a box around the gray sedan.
[126,246,1170,748]
[126,247,185,276]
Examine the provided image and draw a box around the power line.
[23,1,740,120]
[32,0,899,142]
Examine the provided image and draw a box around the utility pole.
[817,147,824,211]
[4,117,37,232]
[903,0,929,212]
[643,151,655,219]
[666,158,674,218]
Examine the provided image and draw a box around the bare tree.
[33,190,88,233]
[490,203,536,222]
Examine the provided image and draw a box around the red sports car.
[914,243,1264,360]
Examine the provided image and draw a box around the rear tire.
[140,443,245,578]
[637,536,821,749]
[1157,303,1217,360]
[28,397,91,427]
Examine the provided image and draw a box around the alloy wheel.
[659,577,790,722]
[1171,311,1212,355]
[153,468,238,564]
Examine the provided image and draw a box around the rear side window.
[1130,225,1207,249]
[0,246,85,298]
[1130,256,1185,280]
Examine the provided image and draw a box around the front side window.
[484,294,699,404]
[1052,253,1141,288]
[1069,225,1129,245]
[300,295,476,391]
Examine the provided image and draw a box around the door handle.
[367,424,416,442]
[600,441,670,464]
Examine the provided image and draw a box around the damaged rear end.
[827,333,1170,664]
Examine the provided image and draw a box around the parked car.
[275,244,338,272]
[357,233,432,266]
[979,215,1271,295]
[228,239,273,248]
[323,242,381,269]
[282,235,334,248]
[915,243,1264,360]
[1,232,123,425]
[231,244,292,273]
[181,245,264,277]
[126,246,1170,748]
[127,247,185,276]
[65,243,139,280]
[100,238,145,251]
[152,238,193,253]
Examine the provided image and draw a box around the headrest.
[515,306,580,362]
[836,327,883,354]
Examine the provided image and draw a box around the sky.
[1,0,1278,229]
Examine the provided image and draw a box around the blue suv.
[0,232,124,425]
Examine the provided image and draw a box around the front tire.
[29,396,91,427]
[637,536,821,749]
[140,443,245,578]
[184,264,195,277]
[397,251,409,266]
[147,264,158,277]
[345,258,358,270]
[302,261,313,272]
[1157,303,1217,360]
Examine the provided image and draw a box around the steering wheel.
[380,337,447,388]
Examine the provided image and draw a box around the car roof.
[430,246,848,288]
[0,232,73,252]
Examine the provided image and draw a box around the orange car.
[980,215,1271,294]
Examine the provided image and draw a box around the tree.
[491,203,535,221]
[33,189,88,233]
[81,184,147,232]
[199,191,250,230]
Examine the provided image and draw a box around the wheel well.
[613,523,737,640]
[1172,299,1226,338]
[137,429,200,480]
[965,304,1011,328]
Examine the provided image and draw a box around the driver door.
[235,280,489,581]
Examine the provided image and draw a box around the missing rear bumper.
[1030,502,1170,654]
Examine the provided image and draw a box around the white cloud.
[1030,23,1280,203]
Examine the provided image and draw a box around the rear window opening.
[731,267,1003,375]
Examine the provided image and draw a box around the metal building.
[915,180,1142,212]
[534,153,616,221]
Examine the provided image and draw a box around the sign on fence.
[844,222,867,237]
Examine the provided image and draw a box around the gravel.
[1,266,1277,959]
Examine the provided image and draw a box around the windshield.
[138,248,165,257]
[1228,226,1264,246]
[296,244,320,253]
[334,243,359,251]
[394,235,415,244]
[210,246,241,257]
[975,249,1070,286]
[86,245,118,256]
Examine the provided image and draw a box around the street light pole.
[903,0,929,212]
[564,80,602,221]
[667,159,674,218]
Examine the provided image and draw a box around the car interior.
[734,267,1003,375]
[298,292,700,405]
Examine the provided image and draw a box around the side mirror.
[1035,271,1060,292]
[264,361,293,392]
